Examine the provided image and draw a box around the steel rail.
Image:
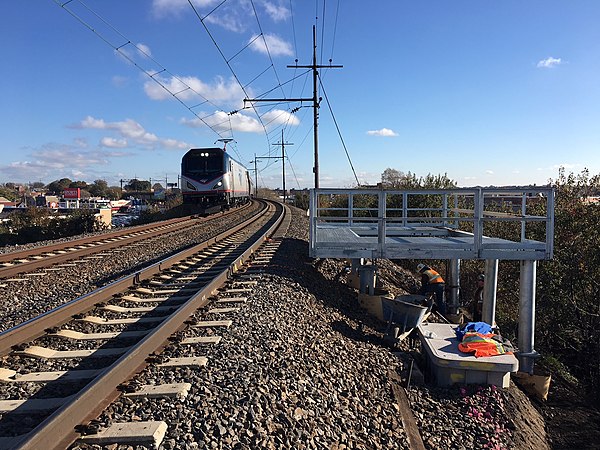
[0,200,265,357]
[0,202,253,278]
[14,200,284,450]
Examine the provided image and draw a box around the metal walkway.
[308,187,555,374]
[309,187,554,260]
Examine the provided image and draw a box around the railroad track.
[0,200,288,449]
[0,202,254,279]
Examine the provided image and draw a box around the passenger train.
[181,146,253,209]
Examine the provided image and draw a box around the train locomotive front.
[181,147,252,208]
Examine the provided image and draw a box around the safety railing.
[309,187,554,260]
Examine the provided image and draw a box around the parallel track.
[0,200,287,449]
[0,202,253,279]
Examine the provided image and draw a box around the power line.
[186,0,271,153]
[54,0,233,141]
[330,0,341,61]
[318,73,360,186]
[289,0,298,60]
[249,0,286,100]
[319,0,327,66]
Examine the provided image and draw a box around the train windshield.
[183,149,224,178]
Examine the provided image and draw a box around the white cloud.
[101,137,128,148]
[115,42,154,68]
[182,111,262,133]
[261,1,290,21]
[537,57,562,68]
[367,128,398,137]
[261,109,300,127]
[144,75,245,107]
[75,116,189,149]
[152,0,288,32]
[181,108,299,133]
[485,170,494,175]
[0,141,113,181]
[249,33,293,57]
[112,75,129,88]
[152,0,220,18]
[136,43,152,57]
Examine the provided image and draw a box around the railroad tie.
[0,368,102,383]
[121,294,189,303]
[221,288,252,294]
[0,395,75,413]
[232,280,258,286]
[77,421,168,449]
[123,383,192,399]
[136,287,198,295]
[15,345,130,359]
[208,307,240,314]
[78,315,166,325]
[51,329,150,340]
[101,304,177,314]
[216,296,247,304]
[180,336,222,345]
[159,356,208,367]
[191,320,233,328]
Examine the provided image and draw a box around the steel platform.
[309,187,554,261]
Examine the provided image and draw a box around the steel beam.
[481,259,498,326]
[447,259,461,315]
[518,260,538,373]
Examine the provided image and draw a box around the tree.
[0,186,18,201]
[69,180,88,189]
[381,168,407,188]
[88,179,109,198]
[106,186,122,200]
[30,181,45,190]
[125,179,151,192]
[46,178,72,195]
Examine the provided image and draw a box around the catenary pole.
[244,25,342,188]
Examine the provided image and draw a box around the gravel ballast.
[0,204,551,449]
[69,205,548,449]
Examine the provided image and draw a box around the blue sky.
[1,1,599,189]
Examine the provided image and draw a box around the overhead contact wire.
[318,74,360,186]
[54,0,230,139]
[186,0,271,152]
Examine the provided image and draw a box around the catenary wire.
[318,73,360,186]
[53,0,234,143]
[186,0,271,155]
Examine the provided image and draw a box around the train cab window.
[183,149,224,177]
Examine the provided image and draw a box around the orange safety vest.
[423,269,444,284]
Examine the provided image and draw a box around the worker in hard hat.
[416,263,446,314]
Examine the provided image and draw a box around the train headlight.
[212,181,223,189]
[186,181,197,191]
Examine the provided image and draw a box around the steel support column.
[358,263,377,295]
[447,259,461,315]
[518,260,538,373]
[481,259,498,326]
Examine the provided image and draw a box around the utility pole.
[252,153,286,202]
[253,154,258,194]
[244,25,342,188]
[272,130,293,203]
[247,155,258,198]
